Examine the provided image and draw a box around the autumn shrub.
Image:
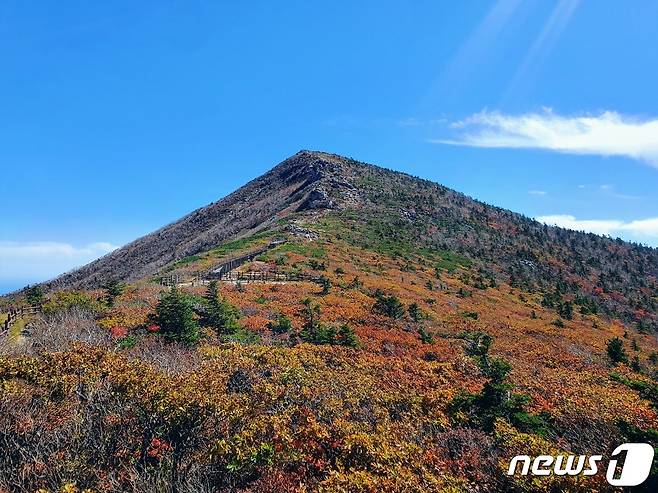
[451,335,549,436]
[3,207,658,492]
[494,420,600,492]
[41,290,103,315]
[610,372,658,408]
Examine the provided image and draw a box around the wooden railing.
[218,271,321,283]
[160,274,181,286]
[207,240,286,279]
[2,305,39,335]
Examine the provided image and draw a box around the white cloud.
[622,217,658,237]
[0,241,119,284]
[536,215,658,245]
[436,109,658,166]
[536,215,622,235]
[528,190,548,196]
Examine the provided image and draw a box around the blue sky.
[2,0,658,294]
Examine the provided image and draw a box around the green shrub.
[117,335,138,349]
[318,276,331,295]
[298,299,359,348]
[25,285,44,305]
[606,337,628,365]
[267,314,292,335]
[200,281,240,335]
[557,301,574,320]
[451,333,549,435]
[223,327,261,345]
[408,303,424,322]
[152,286,200,345]
[102,279,126,307]
[372,291,405,319]
[418,327,434,344]
[337,324,360,348]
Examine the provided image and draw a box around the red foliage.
[147,324,161,333]
[110,326,128,338]
[147,437,172,460]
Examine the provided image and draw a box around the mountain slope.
[47,150,658,329]
[46,151,357,289]
[4,151,658,492]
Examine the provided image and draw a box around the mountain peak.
[268,150,359,211]
[46,151,358,289]
[278,150,351,176]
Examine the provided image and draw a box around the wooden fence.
[207,240,285,279]
[2,305,39,335]
[160,274,181,286]
[218,271,322,283]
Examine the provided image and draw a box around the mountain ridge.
[32,150,658,331]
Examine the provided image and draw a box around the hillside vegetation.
[1,151,657,492]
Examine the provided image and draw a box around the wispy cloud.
[397,117,447,127]
[0,241,119,285]
[598,184,641,200]
[528,190,548,196]
[536,215,658,245]
[436,109,658,166]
